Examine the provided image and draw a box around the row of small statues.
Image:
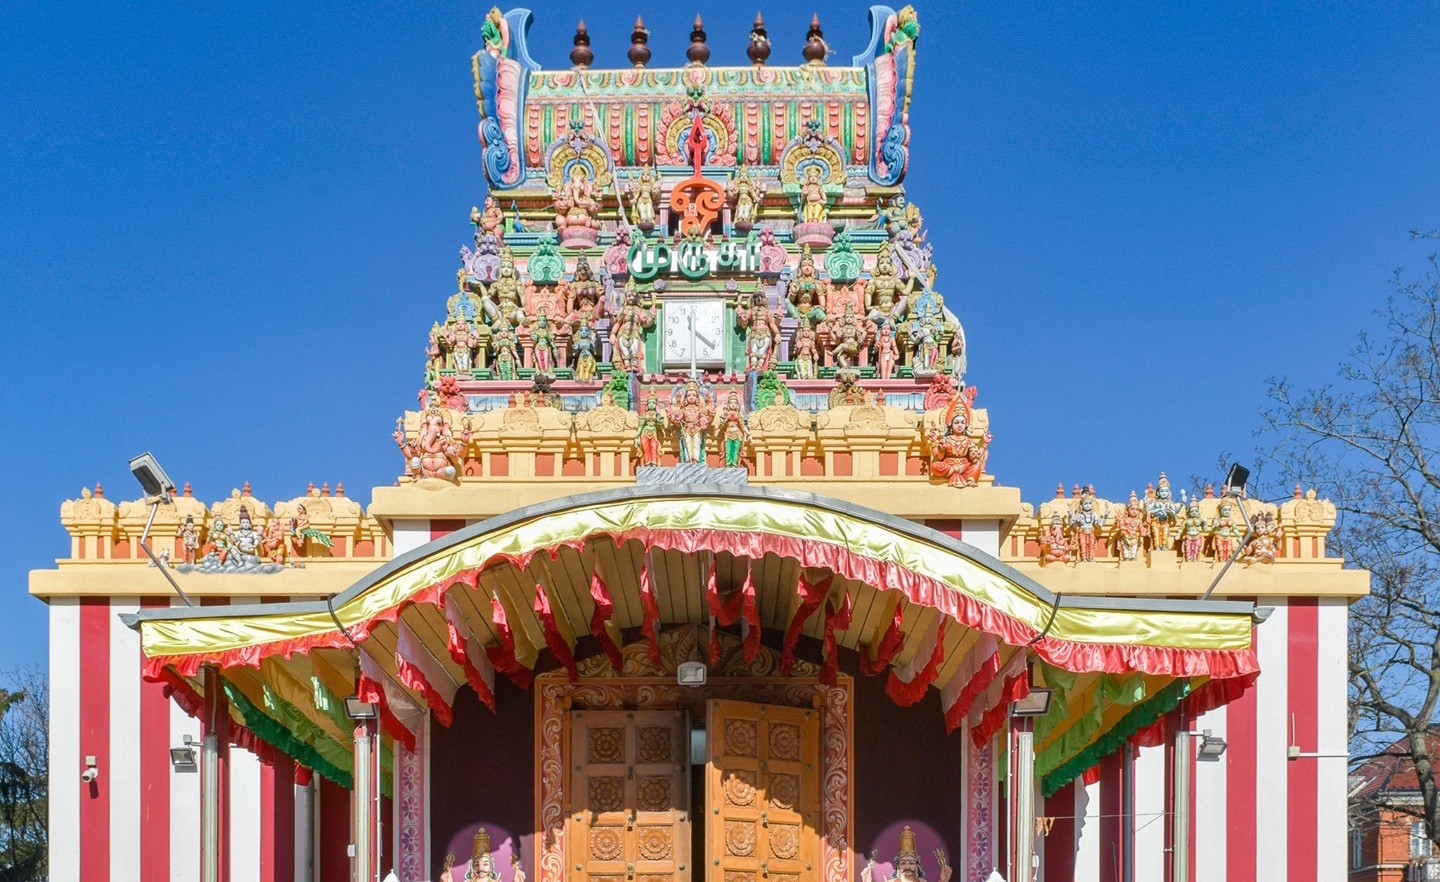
[173,505,332,570]
[633,380,751,468]
[1037,479,1279,565]
[432,243,958,383]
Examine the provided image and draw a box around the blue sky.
[1,2,1437,670]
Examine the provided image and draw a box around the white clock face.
[662,299,726,367]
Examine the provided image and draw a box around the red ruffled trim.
[394,652,453,728]
[971,669,1030,748]
[1186,671,1259,717]
[781,573,830,675]
[821,591,852,686]
[859,602,904,677]
[1128,717,1167,749]
[356,673,416,751]
[589,572,624,672]
[943,649,1002,735]
[486,595,533,690]
[886,620,949,707]
[639,564,660,665]
[443,599,495,712]
[535,588,577,682]
[294,765,314,787]
[1081,764,1102,786]
[144,523,1259,697]
[740,569,761,663]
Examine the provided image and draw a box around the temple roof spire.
[803,13,827,64]
[570,20,593,69]
[686,14,710,66]
[748,12,771,65]
[628,15,651,67]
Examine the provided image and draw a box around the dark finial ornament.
[803,13,827,64]
[748,12,771,65]
[570,20,594,68]
[628,15,651,68]
[687,14,710,66]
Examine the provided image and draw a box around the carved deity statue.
[784,247,827,325]
[394,408,471,482]
[1039,514,1074,566]
[927,389,990,488]
[866,242,913,316]
[484,247,527,327]
[1112,492,1146,562]
[530,307,557,373]
[553,164,602,240]
[634,396,665,467]
[861,827,952,882]
[875,323,900,380]
[719,390,751,468]
[471,196,505,243]
[445,320,481,373]
[570,316,598,381]
[1143,473,1185,552]
[1067,488,1107,562]
[793,317,819,380]
[1180,500,1208,563]
[490,317,520,380]
[1211,500,1243,562]
[180,514,200,565]
[610,281,655,374]
[261,518,287,564]
[289,502,332,557]
[906,302,943,376]
[1242,511,1278,564]
[567,256,604,323]
[736,286,779,373]
[799,165,828,224]
[728,166,766,230]
[824,303,873,369]
[627,167,661,231]
[666,379,716,464]
[230,507,264,563]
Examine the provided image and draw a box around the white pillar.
[1173,731,1192,882]
[294,779,314,882]
[354,724,374,882]
[1014,725,1036,881]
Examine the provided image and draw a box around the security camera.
[81,757,98,784]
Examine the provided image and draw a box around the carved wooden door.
[567,710,691,882]
[706,701,820,882]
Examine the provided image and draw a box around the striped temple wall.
[45,518,1349,882]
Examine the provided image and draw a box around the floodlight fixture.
[344,696,379,720]
[1196,730,1228,760]
[1222,463,1251,499]
[1011,665,1053,717]
[127,451,195,607]
[170,735,198,769]
[677,660,708,687]
[129,452,176,502]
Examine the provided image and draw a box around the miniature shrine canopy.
[126,486,1260,796]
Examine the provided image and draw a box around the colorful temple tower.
[31,7,1365,882]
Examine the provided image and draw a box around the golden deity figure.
[799,165,829,224]
[627,166,661,231]
[727,165,767,230]
[822,302,874,369]
[865,242,914,319]
[484,247,527,328]
[1112,492,1146,561]
[926,388,990,488]
[861,827,952,882]
[793,316,819,380]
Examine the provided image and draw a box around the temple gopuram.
[32,8,1365,882]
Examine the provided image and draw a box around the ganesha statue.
[926,387,990,488]
[394,407,471,483]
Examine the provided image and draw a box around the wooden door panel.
[707,701,819,882]
[568,710,690,882]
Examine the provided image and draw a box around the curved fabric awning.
[126,484,1260,795]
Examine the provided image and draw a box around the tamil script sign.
[627,238,760,281]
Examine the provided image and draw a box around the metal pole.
[1173,731,1193,882]
[354,723,373,882]
[374,720,384,881]
[1014,723,1036,882]
[201,666,221,882]
[137,498,195,606]
[293,777,314,882]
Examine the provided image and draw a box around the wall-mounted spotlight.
[677,660,707,687]
[1011,665,1053,717]
[343,696,379,720]
[170,734,198,770]
[1196,730,1228,760]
